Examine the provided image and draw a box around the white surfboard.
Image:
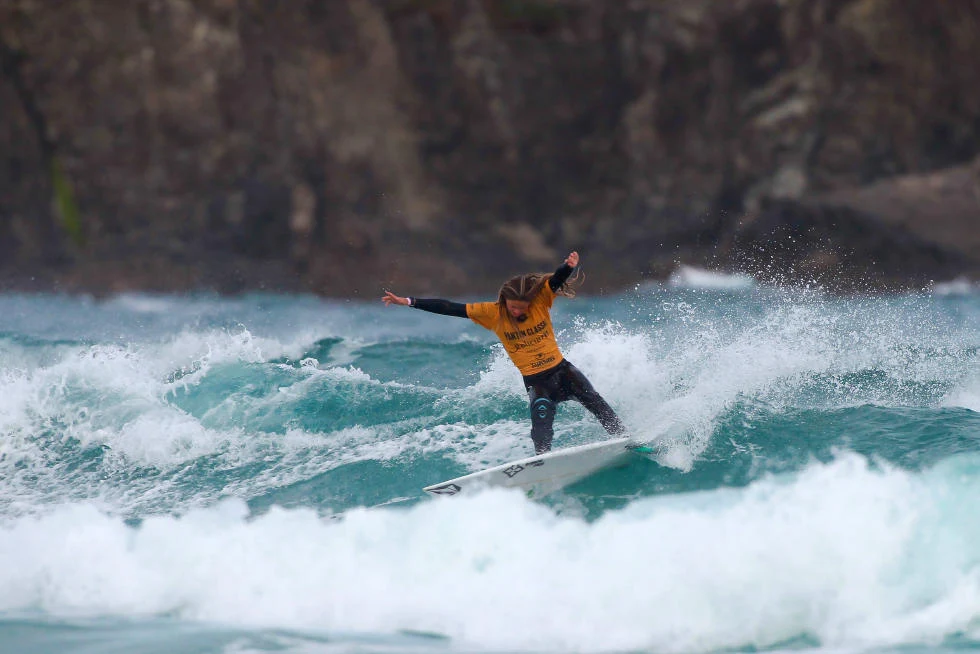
[423,438,654,499]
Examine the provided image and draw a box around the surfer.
[382,251,627,453]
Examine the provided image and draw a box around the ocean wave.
[1,453,978,652]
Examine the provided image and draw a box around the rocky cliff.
[2,0,980,296]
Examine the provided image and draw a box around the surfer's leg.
[562,362,627,436]
[527,385,557,453]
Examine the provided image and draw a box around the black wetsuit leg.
[525,362,571,454]
[527,374,560,454]
[561,361,627,436]
[524,360,625,453]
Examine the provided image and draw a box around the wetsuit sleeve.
[411,298,468,318]
[549,263,574,292]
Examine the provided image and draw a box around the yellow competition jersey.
[465,284,564,376]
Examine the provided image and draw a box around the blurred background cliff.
[2,0,979,296]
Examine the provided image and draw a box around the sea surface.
[2,272,980,654]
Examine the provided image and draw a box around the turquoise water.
[1,281,980,653]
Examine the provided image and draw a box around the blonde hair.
[496,269,582,322]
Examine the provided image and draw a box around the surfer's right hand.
[382,291,411,307]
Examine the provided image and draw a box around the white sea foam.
[667,265,757,290]
[0,330,441,513]
[941,363,980,413]
[0,454,977,653]
[550,307,826,467]
[104,292,183,314]
[0,331,263,462]
[931,277,978,296]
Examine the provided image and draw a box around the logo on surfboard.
[502,465,524,478]
[502,459,544,478]
[428,483,462,495]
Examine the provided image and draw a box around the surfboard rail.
[423,437,651,498]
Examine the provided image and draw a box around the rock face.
[2,0,980,296]
[722,158,980,291]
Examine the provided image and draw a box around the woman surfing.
[382,251,626,453]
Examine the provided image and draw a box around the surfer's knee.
[530,397,555,453]
[531,396,555,424]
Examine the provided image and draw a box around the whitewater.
[1,276,980,654]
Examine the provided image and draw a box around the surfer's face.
[505,299,531,322]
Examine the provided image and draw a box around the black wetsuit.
[410,264,626,453]
[521,359,626,453]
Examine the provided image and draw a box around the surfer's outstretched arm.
[549,251,579,293]
[382,291,468,318]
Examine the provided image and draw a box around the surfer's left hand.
[382,291,411,306]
